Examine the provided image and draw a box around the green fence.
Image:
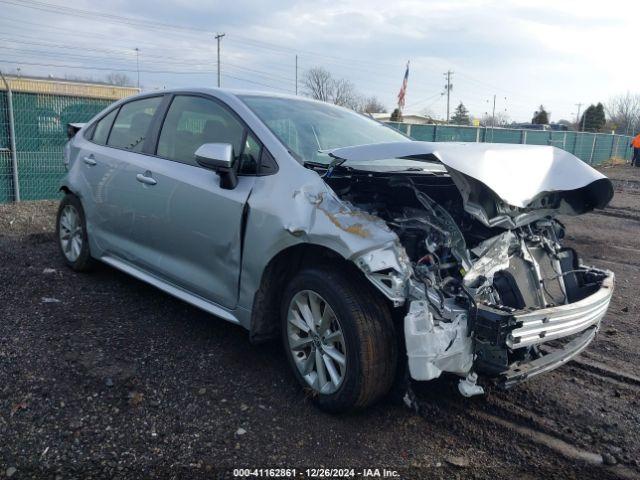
[0,76,138,203]
[385,122,634,166]
[0,87,635,203]
[0,92,113,202]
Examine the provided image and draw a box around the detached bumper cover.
[507,270,614,349]
[499,326,597,389]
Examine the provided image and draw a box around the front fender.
[238,172,412,313]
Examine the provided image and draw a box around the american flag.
[397,61,410,109]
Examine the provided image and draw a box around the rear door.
[125,94,259,309]
[83,95,164,257]
[76,106,119,240]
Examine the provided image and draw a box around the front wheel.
[281,266,397,412]
[56,193,95,272]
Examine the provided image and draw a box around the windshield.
[239,95,410,165]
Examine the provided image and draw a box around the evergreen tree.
[389,108,403,122]
[532,105,549,124]
[451,102,470,125]
[579,103,606,132]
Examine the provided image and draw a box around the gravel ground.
[1,166,639,479]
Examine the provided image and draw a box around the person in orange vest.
[631,133,640,166]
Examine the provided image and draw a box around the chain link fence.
[0,78,635,203]
[385,122,634,166]
[0,76,138,203]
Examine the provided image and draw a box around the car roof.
[128,87,327,107]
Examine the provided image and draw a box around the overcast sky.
[1,0,638,122]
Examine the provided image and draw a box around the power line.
[0,0,211,34]
[0,14,180,50]
[0,59,211,74]
[223,74,291,93]
[0,59,292,93]
[0,0,586,118]
[1,0,401,71]
[456,70,577,109]
[404,91,442,110]
[0,2,444,92]
[1,54,300,93]
[0,41,298,81]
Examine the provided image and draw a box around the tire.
[281,265,397,413]
[56,193,95,272]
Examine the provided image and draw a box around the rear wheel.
[281,266,397,412]
[56,194,95,272]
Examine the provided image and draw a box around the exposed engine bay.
[317,154,614,395]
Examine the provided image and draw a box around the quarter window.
[91,108,118,145]
[107,96,162,152]
[239,133,261,174]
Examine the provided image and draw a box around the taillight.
[63,142,71,170]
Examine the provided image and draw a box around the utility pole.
[575,103,583,125]
[215,33,225,88]
[491,94,496,129]
[491,94,497,142]
[295,55,298,95]
[443,70,453,123]
[135,47,140,89]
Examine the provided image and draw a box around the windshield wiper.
[323,157,347,178]
[302,158,349,178]
[381,167,448,174]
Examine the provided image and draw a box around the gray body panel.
[61,88,399,329]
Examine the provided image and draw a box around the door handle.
[82,155,97,166]
[136,173,157,186]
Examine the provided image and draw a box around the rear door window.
[92,108,118,145]
[107,96,162,152]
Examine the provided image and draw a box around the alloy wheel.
[59,205,83,262]
[286,290,347,394]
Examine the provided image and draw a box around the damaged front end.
[320,141,614,395]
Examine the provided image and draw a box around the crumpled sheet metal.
[464,231,517,287]
[285,182,412,304]
[327,141,613,217]
[286,183,396,247]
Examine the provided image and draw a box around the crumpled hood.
[328,141,614,227]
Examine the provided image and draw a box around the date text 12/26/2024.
[233,469,400,478]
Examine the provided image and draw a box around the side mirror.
[195,143,238,189]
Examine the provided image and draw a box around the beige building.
[371,112,443,124]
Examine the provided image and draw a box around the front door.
[124,94,259,309]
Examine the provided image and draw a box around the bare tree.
[332,78,360,109]
[302,66,372,112]
[420,107,435,119]
[606,92,640,134]
[63,73,97,83]
[303,67,334,102]
[105,72,134,87]
[360,96,387,114]
[479,112,510,127]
